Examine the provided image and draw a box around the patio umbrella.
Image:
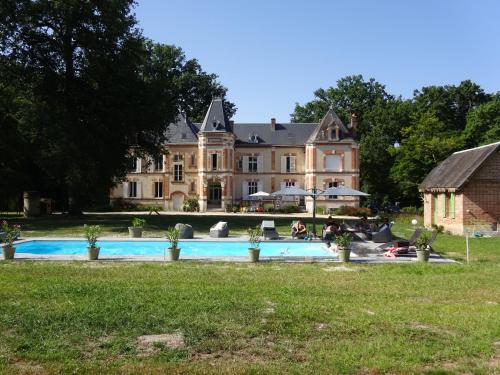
[319,186,370,197]
[249,191,271,198]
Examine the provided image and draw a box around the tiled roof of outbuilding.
[419,141,500,191]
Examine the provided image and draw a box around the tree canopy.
[293,76,500,206]
[0,0,235,212]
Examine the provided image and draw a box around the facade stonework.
[111,99,360,212]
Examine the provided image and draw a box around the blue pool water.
[15,240,332,257]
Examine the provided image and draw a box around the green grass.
[0,261,499,374]
[1,213,499,373]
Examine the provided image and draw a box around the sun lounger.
[261,220,279,240]
[371,227,392,243]
[210,222,229,238]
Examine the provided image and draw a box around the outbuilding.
[419,141,500,235]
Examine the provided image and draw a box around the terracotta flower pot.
[167,247,180,261]
[2,245,15,260]
[248,248,260,263]
[128,227,143,238]
[87,246,100,260]
[337,248,351,263]
[416,249,430,262]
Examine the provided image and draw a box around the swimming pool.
[15,240,334,258]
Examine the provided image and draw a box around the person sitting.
[355,216,371,233]
[378,217,391,231]
[292,219,307,239]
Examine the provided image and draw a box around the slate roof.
[164,114,198,144]
[307,110,351,143]
[233,123,317,145]
[199,98,231,132]
[419,141,500,191]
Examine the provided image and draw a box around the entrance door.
[208,183,222,207]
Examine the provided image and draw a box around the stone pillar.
[23,191,41,217]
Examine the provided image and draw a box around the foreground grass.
[0,261,499,374]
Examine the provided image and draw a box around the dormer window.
[212,120,217,129]
[248,133,259,143]
[181,132,187,139]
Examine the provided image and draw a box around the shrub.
[182,196,199,212]
[165,227,180,249]
[336,233,352,249]
[84,225,101,248]
[131,217,146,227]
[415,232,431,251]
[432,224,444,234]
[1,221,21,246]
[401,206,424,215]
[315,207,326,215]
[247,226,262,249]
[334,205,372,217]
[280,205,301,214]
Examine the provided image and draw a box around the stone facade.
[420,143,500,235]
[110,98,360,213]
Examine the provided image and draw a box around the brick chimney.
[228,120,234,132]
[350,113,358,130]
[271,118,276,131]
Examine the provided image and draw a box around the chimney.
[228,120,234,132]
[350,113,358,130]
[271,118,276,131]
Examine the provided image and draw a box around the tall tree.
[463,98,500,147]
[290,75,393,139]
[390,112,464,204]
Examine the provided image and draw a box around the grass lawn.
[1,213,499,373]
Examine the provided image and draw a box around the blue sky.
[135,0,500,122]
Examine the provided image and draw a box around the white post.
[465,233,470,264]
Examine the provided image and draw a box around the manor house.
[110,98,360,212]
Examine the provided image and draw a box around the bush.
[84,225,101,248]
[432,224,444,234]
[182,196,199,212]
[401,206,424,215]
[315,207,326,215]
[131,217,146,227]
[333,205,372,217]
[279,205,301,214]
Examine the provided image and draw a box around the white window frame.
[328,181,338,199]
[154,181,163,198]
[248,156,258,172]
[173,154,183,182]
[248,181,258,196]
[154,156,164,172]
[129,181,137,198]
[211,153,218,171]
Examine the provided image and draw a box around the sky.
[135,0,500,122]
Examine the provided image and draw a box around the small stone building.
[419,141,500,235]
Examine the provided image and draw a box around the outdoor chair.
[175,223,194,239]
[371,227,392,243]
[261,220,279,240]
[209,221,229,238]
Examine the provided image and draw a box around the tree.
[290,75,393,139]
[463,98,500,147]
[390,112,464,205]
[142,42,236,123]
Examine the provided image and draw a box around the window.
[325,155,341,172]
[173,154,183,182]
[131,158,137,171]
[237,158,243,171]
[211,153,218,171]
[248,156,257,172]
[285,181,295,188]
[129,182,137,198]
[328,181,338,199]
[190,153,196,167]
[190,181,196,193]
[285,156,295,172]
[154,156,163,171]
[154,181,163,198]
[445,192,456,219]
[248,181,258,196]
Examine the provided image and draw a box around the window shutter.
[290,156,296,172]
[123,182,129,198]
[257,156,264,173]
[242,181,249,199]
[281,156,286,173]
[149,157,155,173]
[450,193,455,219]
[217,153,222,170]
[136,158,142,173]
[257,180,263,192]
[137,182,142,198]
[242,156,249,173]
[162,155,166,172]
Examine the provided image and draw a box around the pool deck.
[9,236,457,264]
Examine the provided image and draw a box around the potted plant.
[336,232,353,262]
[247,226,263,262]
[129,217,146,238]
[1,220,21,260]
[165,226,181,261]
[415,233,431,262]
[84,224,102,260]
